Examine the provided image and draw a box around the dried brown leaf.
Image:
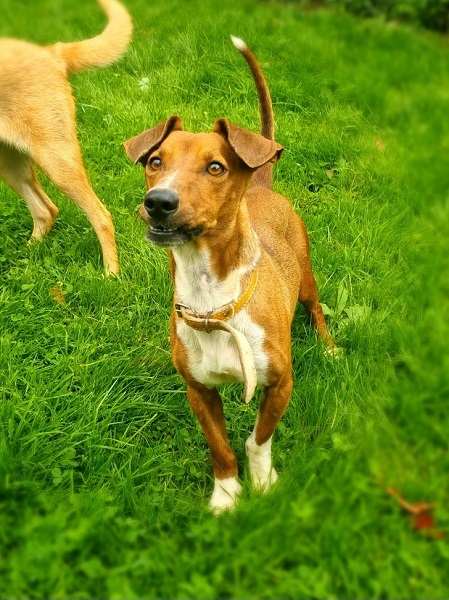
[50,283,65,305]
[387,486,435,515]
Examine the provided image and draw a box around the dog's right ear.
[123,116,183,166]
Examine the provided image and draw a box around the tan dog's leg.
[246,373,293,491]
[0,144,58,240]
[32,138,119,275]
[186,384,242,514]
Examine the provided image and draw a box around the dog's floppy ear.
[213,119,283,169]
[123,115,183,166]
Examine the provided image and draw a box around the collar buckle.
[175,302,197,319]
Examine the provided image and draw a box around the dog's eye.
[207,162,226,176]
[148,157,162,171]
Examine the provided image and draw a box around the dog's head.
[124,116,283,248]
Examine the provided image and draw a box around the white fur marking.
[245,430,278,491]
[210,476,242,514]
[153,170,179,191]
[230,36,247,52]
[324,346,344,359]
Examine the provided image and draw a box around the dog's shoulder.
[246,186,296,224]
[0,39,63,76]
[245,185,306,246]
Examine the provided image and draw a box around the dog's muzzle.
[142,188,203,248]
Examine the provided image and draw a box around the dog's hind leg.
[0,143,58,240]
[286,213,335,348]
[298,261,334,347]
[32,137,119,275]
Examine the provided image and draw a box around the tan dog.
[0,0,132,275]
[124,37,335,513]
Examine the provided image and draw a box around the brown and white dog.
[124,37,335,513]
[0,0,132,275]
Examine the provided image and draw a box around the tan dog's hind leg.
[32,135,119,275]
[0,143,58,240]
[186,384,242,514]
[246,373,293,491]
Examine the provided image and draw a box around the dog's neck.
[172,202,260,313]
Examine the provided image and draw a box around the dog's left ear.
[123,115,183,166]
[213,119,283,169]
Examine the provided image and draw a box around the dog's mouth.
[146,223,204,248]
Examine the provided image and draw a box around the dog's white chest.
[176,310,268,387]
[173,244,268,388]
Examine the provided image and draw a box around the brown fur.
[0,0,132,274]
[124,39,334,509]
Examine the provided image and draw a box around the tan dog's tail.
[231,36,275,189]
[52,0,132,75]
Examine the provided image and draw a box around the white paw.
[252,465,278,491]
[245,433,278,492]
[324,346,344,360]
[210,477,242,515]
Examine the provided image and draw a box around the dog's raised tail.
[52,0,132,75]
[231,36,276,189]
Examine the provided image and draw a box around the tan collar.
[175,269,258,333]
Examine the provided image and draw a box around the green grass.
[1,0,449,597]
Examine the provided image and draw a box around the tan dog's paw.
[324,346,344,360]
[210,477,242,515]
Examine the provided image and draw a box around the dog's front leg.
[246,372,293,491]
[186,384,242,514]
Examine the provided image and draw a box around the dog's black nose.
[144,189,179,220]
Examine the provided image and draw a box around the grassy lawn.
[1,0,449,597]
